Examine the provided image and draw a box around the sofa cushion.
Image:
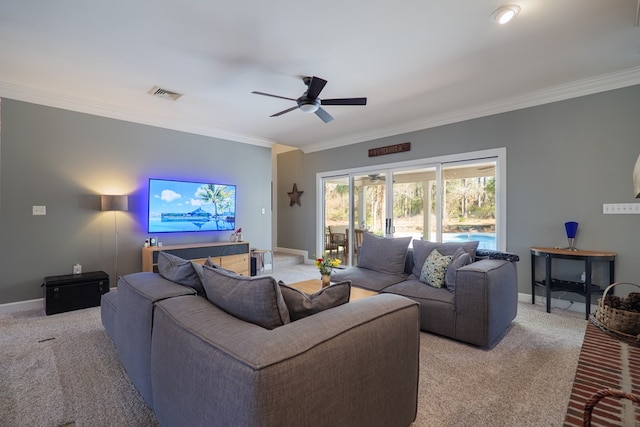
[157,252,205,295]
[202,265,290,329]
[383,277,456,304]
[445,249,472,292]
[357,232,412,275]
[419,249,453,288]
[278,280,351,321]
[331,266,407,292]
[411,240,479,279]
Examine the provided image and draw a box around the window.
[318,148,506,264]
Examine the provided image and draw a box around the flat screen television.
[148,178,236,233]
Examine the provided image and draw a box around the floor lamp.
[634,153,640,198]
[101,195,129,282]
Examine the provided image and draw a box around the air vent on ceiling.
[148,86,183,101]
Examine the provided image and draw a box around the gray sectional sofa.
[332,233,519,348]
[101,256,420,427]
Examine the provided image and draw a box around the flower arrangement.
[231,227,243,242]
[315,254,341,276]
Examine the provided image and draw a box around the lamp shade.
[564,221,578,239]
[634,153,640,198]
[101,195,128,211]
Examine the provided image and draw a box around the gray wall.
[0,99,272,304]
[277,85,640,296]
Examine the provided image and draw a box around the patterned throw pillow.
[411,240,479,279]
[419,249,453,288]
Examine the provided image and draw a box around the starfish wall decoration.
[287,183,303,206]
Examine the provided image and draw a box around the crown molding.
[303,66,640,153]
[2,66,639,154]
[0,81,276,148]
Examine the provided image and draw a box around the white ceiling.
[1,1,639,153]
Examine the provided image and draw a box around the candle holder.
[564,221,579,251]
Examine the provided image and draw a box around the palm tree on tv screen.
[195,184,234,226]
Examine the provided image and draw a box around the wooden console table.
[530,247,616,319]
[142,241,250,276]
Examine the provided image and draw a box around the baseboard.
[0,298,44,314]
[518,292,593,316]
[0,287,119,315]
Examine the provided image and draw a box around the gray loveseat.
[101,261,420,427]
[332,234,519,348]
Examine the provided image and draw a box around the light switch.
[603,203,640,214]
[33,205,46,215]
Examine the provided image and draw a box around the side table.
[530,247,616,320]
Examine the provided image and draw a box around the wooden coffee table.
[289,279,378,301]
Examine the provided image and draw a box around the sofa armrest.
[454,259,518,347]
[151,294,420,427]
[115,272,196,406]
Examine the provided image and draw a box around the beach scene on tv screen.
[148,179,236,233]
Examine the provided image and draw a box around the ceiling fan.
[367,174,385,182]
[252,76,367,123]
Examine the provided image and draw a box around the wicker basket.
[583,388,640,426]
[594,282,640,335]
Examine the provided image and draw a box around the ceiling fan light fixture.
[298,100,319,113]
[491,4,521,24]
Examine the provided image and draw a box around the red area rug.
[563,323,640,426]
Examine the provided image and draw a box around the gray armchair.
[332,235,519,348]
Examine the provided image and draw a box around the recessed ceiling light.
[491,4,521,25]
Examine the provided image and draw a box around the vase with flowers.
[230,227,243,242]
[315,254,341,288]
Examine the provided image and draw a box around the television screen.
[148,178,236,233]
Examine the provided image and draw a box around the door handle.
[385,218,393,235]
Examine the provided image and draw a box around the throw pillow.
[278,280,351,321]
[419,249,453,288]
[204,256,238,275]
[201,264,290,329]
[357,232,412,275]
[444,248,472,292]
[411,240,479,279]
[157,251,205,295]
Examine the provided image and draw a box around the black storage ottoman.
[42,270,110,315]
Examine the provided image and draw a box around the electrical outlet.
[32,205,46,215]
[602,203,640,214]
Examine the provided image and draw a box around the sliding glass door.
[442,160,497,249]
[318,149,504,266]
[391,167,438,242]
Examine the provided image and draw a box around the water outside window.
[441,161,496,249]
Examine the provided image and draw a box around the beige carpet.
[417,302,586,426]
[0,299,586,426]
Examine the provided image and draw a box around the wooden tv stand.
[142,241,250,276]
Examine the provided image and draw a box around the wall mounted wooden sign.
[368,142,411,157]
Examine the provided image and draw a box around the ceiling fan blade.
[315,107,334,123]
[306,76,327,99]
[252,91,296,102]
[270,106,299,117]
[321,97,367,106]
